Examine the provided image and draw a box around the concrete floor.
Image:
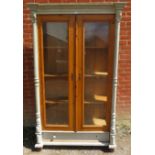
[23,120,130,155]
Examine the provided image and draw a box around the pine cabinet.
[28,2,126,149]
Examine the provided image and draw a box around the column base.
[35,143,43,149]
[109,144,116,149]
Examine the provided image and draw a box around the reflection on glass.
[43,22,69,125]
[43,22,68,75]
[46,103,68,125]
[84,103,106,126]
[84,22,109,127]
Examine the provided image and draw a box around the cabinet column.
[31,13,43,149]
[109,8,122,149]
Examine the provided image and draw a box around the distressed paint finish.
[31,13,43,148]
[28,2,126,149]
[42,132,110,141]
[28,2,126,14]
[109,6,122,149]
[28,2,115,14]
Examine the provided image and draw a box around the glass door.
[76,15,115,131]
[38,15,75,130]
[38,15,115,131]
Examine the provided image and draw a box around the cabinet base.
[42,140,109,147]
[35,131,113,148]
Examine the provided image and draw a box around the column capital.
[31,13,37,24]
[115,9,122,23]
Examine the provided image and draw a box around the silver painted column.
[109,8,122,149]
[31,13,43,149]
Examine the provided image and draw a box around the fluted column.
[109,8,122,149]
[31,13,43,149]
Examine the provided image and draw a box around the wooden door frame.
[37,15,75,130]
[38,14,115,131]
[76,15,115,131]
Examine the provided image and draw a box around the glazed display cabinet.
[28,2,126,149]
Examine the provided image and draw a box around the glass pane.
[45,79,68,124]
[84,22,109,127]
[43,22,68,75]
[43,22,69,125]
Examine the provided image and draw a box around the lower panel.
[43,141,109,147]
[42,131,110,146]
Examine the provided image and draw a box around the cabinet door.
[38,15,75,130]
[76,15,115,131]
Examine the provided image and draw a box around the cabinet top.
[28,2,126,15]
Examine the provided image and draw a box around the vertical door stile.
[106,17,115,131]
[81,18,85,131]
[38,16,46,130]
[76,16,85,131]
[75,16,80,131]
[68,16,75,130]
[75,15,78,131]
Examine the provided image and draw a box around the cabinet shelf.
[46,100,106,105]
[46,99,68,104]
[85,95,108,103]
[44,74,68,78]
[44,47,67,49]
[84,101,106,104]
[44,47,106,49]
[85,47,107,49]
[46,95,107,105]
[85,72,108,78]
[44,72,108,79]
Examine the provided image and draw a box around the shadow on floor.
[23,127,113,153]
[23,127,36,151]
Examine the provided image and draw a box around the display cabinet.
[28,2,126,149]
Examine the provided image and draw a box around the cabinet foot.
[109,144,116,150]
[35,143,43,149]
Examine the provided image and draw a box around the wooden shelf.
[46,100,106,105]
[85,74,108,78]
[44,47,67,49]
[44,72,108,79]
[85,95,108,104]
[46,95,107,105]
[44,74,68,78]
[94,72,108,76]
[84,101,106,104]
[85,47,107,49]
[94,95,108,102]
[46,99,68,105]
[85,72,108,78]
